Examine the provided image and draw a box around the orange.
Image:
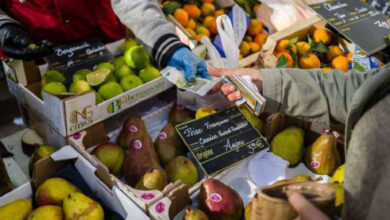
[187,19,196,29]
[201,3,215,17]
[183,4,201,19]
[174,9,189,27]
[290,44,297,54]
[214,9,225,17]
[195,34,208,41]
[332,56,349,72]
[196,25,210,37]
[327,46,344,61]
[247,19,263,36]
[254,33,267,49]
[299,53,321,69]
[253,4,261,14]
[186,28,196,38]
[313,28,332,44]
[209,19,218,35]
[249,42,260,53]
[203,16,215,27]
[244,35,253,42]
[202,0,214,3]
[276,51,293,68]
[239,54,243,60]
[240,41,250,57]
[275,39,290,52]
[347,52,353,61]
[296,41,310,55]
[322,67,333,73]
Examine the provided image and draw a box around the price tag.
[176,107,269,176]
[310,0,390,55]
[45,38,113,86]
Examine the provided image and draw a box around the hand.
[167,47,210,82]
[288,192,331,220]
[208,66,263,102]
[0,24,52,60]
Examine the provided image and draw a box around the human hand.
[208,66,263,102]
[0,24,52,60]
[288,192,331,220]
[167,47,210,82]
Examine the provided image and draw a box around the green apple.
[41,70,66,86]
[139,66,161,83]
[120,75,143,91]
[69,80,92,95]
[98,82,123,100]
[124,46,150,70]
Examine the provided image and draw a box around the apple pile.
[40,38,162,104]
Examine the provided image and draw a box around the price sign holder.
[310,0,390,55]
[45,37,113,86]
[175,107,269,176]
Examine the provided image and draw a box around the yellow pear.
[271,127,305,166]
[36,177,80,206]
[0,199,32,220]
[63,192,104,220]
[27,205,63,220]
[331,164,345,184]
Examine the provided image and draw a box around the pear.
[199,179,243,220]
[184,207,209,220]
[135,168,168,191]
[0,199,32,220]
[117,118,146,149]
[240,107,264,134]
[331,164,345,184]
[36,177,80,206]
[63,192,104,220]
[27,205,63,220]
[168,104,194,126]
[329,183,344,210]
[92,142,125,177]
[245,201,252,220]
[123,132,161,186]
[305,133,341,175]
[271,126,305,166]
[165,156,199,187]
[155,123,186,166]
[28,144,58,176]
[273,174,311,185]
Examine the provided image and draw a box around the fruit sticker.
[129,125,138,133]
[134,140,143,150]
[155,202,165,213]
[141,193,155,200]
[159,132,167,140]
[310,161,320,169]
[210,193,222,203]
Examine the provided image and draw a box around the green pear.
[92,142,125,177]
[0,199,32,220]
[135,168,168,191]
[35,178,80,206]
[165,156,199,187]
[184,207,209,220]
[271,126,305,166]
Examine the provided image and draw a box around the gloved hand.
[167,47,210,82]
[0,24,52,60]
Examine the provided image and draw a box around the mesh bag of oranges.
[274,28,352,73]
[162,0,268,59]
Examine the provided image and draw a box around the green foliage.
[276,55,289,68]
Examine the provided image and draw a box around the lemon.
[124,46,150,70]
[195,107,216,119]
[139,66,161,82]
[69,80,92,95]
[86,69,111,87]
[98,82,123,100]
[120,75,143,91]
[41,70,66,86]
[72,69,91,82]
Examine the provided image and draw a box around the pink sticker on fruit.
[159,132,167,140]
[134,140,142,149]
[129,125,138,133]
[210,193,222,203]
[141,193,155,200]
[155,202,165,213]
[73,132,81,140]
[311,161,320,168]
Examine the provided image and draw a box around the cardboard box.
[149,113,345,219]
[4,39,174,137]
[0,145,150,220]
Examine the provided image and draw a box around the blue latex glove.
[167,47,210,82]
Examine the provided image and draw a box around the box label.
[176,107,269,175]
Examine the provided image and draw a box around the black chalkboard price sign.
[368,0,390,16]
[175,107,269,176]
[45,38,113,85]
[310,0,390,55]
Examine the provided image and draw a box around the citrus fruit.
[313,28,332,44]
[347,52,353,61]
[196,25,210,37]
[249,42,260,53]
[201,3,215,17]
[183,4,201,19]
[276,51,293,68]
[195,107,216,119]
[174,8,189,27]
[95,62,115,74]
[240,41,250,57]
[41,70,66,86]
[254,33,267,49]
[162,1,181,15]
[124,46,150,70]
[296,42,310,55]
[247,19,263,36]
[186,28,197,38]
[195,34,208,41]
[322,67,333,73]
[95,92,104,104]
[187,19,197,29]
[290,44,297,54]
[69,80,92,95]
[98,82,123,100]
[108,74,118,83]
[115,64,135,80]
[214,9,225,17]
[41,82,67,99]
[203,16,215,27]
[120,75,143,91]
[120,38,138,53]
[299,53,321,69]
[202,0,213,3]
[139,66,161,82]
[332,55,349,72]
[327,46,344,61]
[72,69,91,82]
[253,4,261,14]
[86,69,111,87]
[276,39,290,52]
[113,56,126,69]
[244,35,253,42]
